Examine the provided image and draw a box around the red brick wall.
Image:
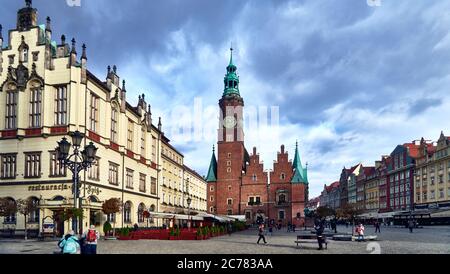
[216,141,245,215]
[241,147,269,223]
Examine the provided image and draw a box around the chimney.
[80,44,87,84]
[158,117,162,132]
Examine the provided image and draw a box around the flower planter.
[118,236,133,240]
[169,236,180,240]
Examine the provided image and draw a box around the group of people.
[57,225,100,254]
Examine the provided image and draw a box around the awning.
[430,210,450,218]
[149,212,203,221]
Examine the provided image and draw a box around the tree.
[0,198,17,218]
[336,204,364,234]
[16,198,38,240]
[315,206,335,219]
[102,198,122,237]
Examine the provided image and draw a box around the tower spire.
[223,46,240,97]
[206,145,218,182]
[292,141,308,184]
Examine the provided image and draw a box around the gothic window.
[141,126,146,156]
[3,198,17,224]
[89,93,99,132]
[0,154,17,179]
[87,158,99,180]
[127,120,134,151]
[227,198,233,205]
[227,209,233,215]
[24,152,41,178]
[124,201,132,223]
[50,151,66,177]
[278,194,286,204]
[252,174,257,181]
[29,88,42,128]
[227,167,231,173]
[54,86,67,125]
[139,173,146,193]
[111,106,118,143]
[29,197,40,223]
[5,91,18,129]
[151,177,157,195]
[138,203,145,223]
[280,173,286,180]
[126,169,134,189]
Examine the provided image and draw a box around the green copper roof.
[223,47,240,97]
[291,142,308,184]
[206,146,217,182]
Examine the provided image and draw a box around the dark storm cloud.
[408,98,442,116]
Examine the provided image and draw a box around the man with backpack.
[82,225,100,254]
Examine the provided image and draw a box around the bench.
[295,234,328,249]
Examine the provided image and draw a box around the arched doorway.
[137,203,145,223]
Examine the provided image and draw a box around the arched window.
[124,201,132,223]
[252,174,257,181]
[3,198,17,224]
[111,107,118,143]
[149,205,156,212]
[29,197,40,223]
[137,203,145,223]
[280,173,286,180]
[5,91,18,129]
[29,88,42,128]
[278,194,286,204]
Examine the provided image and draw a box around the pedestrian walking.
[375,221,381,233]
[408,219,414,233]
[314,220,325,250]
[257,224,267,244]
[287,222,292,232]
[227,222,233,236]
[82,225,100,254]
[58,230,80,254]
[356,223,365,242]
[268,225,273,236]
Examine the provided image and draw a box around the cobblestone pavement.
[1,225,449,254]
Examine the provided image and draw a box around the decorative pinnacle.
[213,145,215,153]
[61,34,66,44]
[122,79,126,91]
[81,43,87,60]
[0,24,3,40]
[25,0,32,8]
[71,38,76,54]
[113,65,117,73]
[46,17,51,31]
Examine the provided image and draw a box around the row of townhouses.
[319,132,450,218]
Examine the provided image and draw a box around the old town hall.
[206,49,309,227]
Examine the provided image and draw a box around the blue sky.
[2,0,450,198]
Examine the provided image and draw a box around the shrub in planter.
[103,221,112,237]
[169,228,180,240]
[203,226,210,239]
[196,229,203,240]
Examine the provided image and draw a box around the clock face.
[223,116,236,129]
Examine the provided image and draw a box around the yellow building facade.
[415,133,450,209]
[0,2,206,237]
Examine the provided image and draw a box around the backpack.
[87,229,96,242]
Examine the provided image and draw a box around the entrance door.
[53,210,65,237]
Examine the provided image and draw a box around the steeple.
[223,46,240,97]
[291,141,308,184]
[206,145,218,182]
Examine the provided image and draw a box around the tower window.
[280,173,286,180]
[227,167,231,173]
[252,174,257,181]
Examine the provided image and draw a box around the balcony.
[275,201,289,207]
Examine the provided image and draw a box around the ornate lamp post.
[56,131,98,235]
[187,197,192,230]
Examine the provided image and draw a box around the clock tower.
[208,47,247,216]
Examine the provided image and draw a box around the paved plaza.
[0,225,449,254]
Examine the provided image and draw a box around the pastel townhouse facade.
[414,133,450,210]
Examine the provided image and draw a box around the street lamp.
[187,197,192,230]
[56,131,97,235]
